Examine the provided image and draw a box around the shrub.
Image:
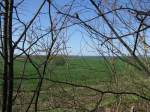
[52,56,66,66]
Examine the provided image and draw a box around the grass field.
[0,56,150,111]
[11,56,128,88]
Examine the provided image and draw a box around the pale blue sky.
[13,0,150,56]
[13,0,98,56]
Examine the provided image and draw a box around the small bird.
[75,13,79,19]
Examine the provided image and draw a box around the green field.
[11,56,128,88]
[0,56,146,93]
[0,56,149,111]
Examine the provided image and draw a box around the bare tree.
[2,0,14,111]
[0,0,71,111]
[1,0,150,111]
[55,0,150,111]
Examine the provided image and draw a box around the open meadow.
[1,56,150,111]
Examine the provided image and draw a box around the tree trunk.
[2,0,14,112]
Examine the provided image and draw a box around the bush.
[52,56,66,66]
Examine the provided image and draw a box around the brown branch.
[14,77,150,102]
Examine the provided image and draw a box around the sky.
[13,0,98,56]
[13,0,150,56]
